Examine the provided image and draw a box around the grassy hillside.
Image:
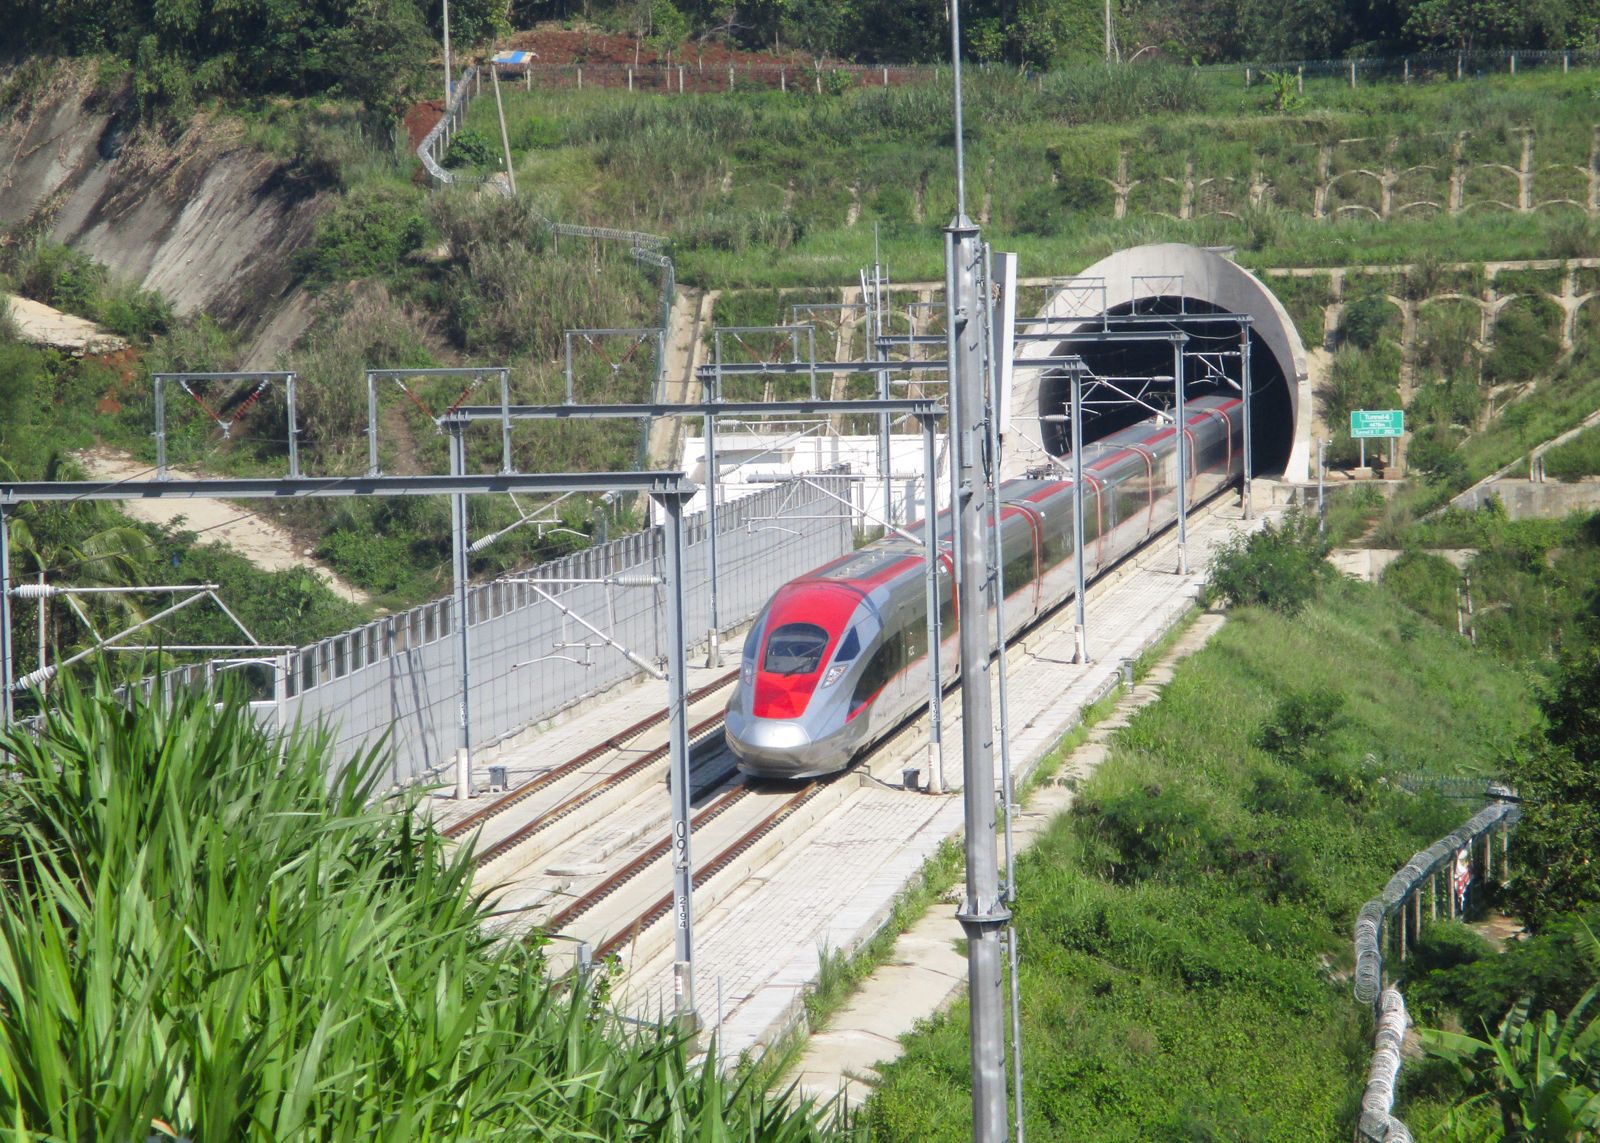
[460,65,1600,288]
[859,577,1534,1140]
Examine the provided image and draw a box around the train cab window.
[764,623,830,675]
[835,627,861,662]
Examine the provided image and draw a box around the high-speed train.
[725,395,1245,779]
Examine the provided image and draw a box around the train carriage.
[726,396,1243,779]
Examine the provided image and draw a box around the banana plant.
[1420,933,1600,1141]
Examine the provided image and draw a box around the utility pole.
[442,0,453,104]
[946,2,1010,1139]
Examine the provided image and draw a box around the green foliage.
[444,126,500,170]
[1506,643,1600,931]
[1486,298,1563,386]
[1204,508,1331,615]
[0,671,840,1139]
[1418,951,1600,1141]
[1258,687,1344,765]
[1409,428,1471,488]
[1262,70,1307,113]
[296,186,434,287]
[1408,914,1600,1036]
[863,581,1533,1140]
[1,0,498,112]
[1340,290,1396,352]
[2,238,172,341]
[1541,426,1600,482]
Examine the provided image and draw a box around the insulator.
[9,665,57,690]
[10,583,56,599]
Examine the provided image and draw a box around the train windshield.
[764,623,830,675]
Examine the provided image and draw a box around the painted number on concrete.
[1350,409,1404,438]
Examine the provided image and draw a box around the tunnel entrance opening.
[1036,297,1295,476]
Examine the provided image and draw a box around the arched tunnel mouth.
[1037,297,1295,476]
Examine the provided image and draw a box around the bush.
[1408,429,1470,488]
[443,126,498,170]
[1340,291,1395,351]
[1541,425,1600,482]
[295,186,434,286]
[1204,508,1330,615]
[1257,687,1345,766]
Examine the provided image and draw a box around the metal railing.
[1351,795,1521,1142]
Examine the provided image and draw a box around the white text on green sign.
[1350,410,1404,438]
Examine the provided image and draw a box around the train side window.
[1002,548,1034,596]
[764,623,829,675]
[835,627,861,662]
[851,644,892,709]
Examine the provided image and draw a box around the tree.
[1402,0,1521,51]
[1508,643,1600,931]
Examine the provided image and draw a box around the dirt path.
[74,448,371,605]
[5,293,126,355]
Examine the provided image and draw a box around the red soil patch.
[503,25,805,70]
[404,99,445,151]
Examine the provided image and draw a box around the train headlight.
[822,663,846,687]
[741,658,754,686]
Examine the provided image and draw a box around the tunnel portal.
[1006,244,1312,484]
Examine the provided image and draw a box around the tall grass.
[860,579,1533,1140]
[0,672,840,1140]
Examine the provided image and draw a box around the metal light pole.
[945,2,1010,1137]
[701,402,722,667]
[0,506,13,728]
[1173,341,1188,576]
[447,425,473,800]
[1240,323,1254,519]
[657,489,698,1032]
[1071,366,1089,664]
[920,413,945,794]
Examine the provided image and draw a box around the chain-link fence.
[1213,48,1595,87]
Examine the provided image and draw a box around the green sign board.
[1350,409,1404,439]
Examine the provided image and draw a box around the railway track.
[443,668,739,844]
[467,493,1252,980]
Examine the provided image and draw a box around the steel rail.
[444,668,739,841]
[541,782,758,932]
[593,782,822,961]
[469,708,732,870]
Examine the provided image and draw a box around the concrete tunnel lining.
[1006,243,1312,484]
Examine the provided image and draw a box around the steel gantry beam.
[449,398,944,421]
